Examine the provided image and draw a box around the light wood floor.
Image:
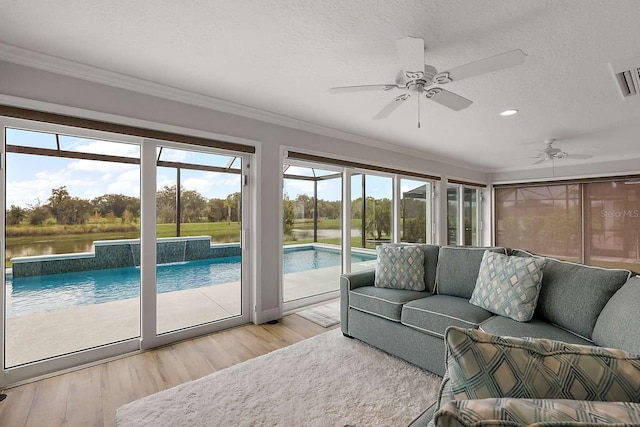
[0,314,337,427]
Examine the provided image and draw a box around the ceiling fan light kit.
[330,37,527,127]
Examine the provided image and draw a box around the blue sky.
[6,128,241,208]
[6,128,427,208]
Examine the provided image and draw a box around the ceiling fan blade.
[396,37,424,73]
[373,94,411,120]
[532,157,547,165]
[442,49,527,82]
[329,84,400,93]
[561,154,594,160]
[426,89,473,111]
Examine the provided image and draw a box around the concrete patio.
[5,260,376,367]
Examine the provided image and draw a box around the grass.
[292,218,362,230]
[5,221,243,267]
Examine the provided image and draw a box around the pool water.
[6,247,374,317]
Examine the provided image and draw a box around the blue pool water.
[6,247,375,317]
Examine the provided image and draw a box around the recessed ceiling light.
[500,109,519,116]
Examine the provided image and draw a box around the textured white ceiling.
[1,0,640,172]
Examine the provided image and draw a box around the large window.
[0,114,252,386]
[350,173,393,271]
[447,184,481,246]
[401,179,433,243]
[495,179,640,272]
[281,156,438,307]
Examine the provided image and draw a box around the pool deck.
[6,260,376,367]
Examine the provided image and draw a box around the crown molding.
[0,42,486,173]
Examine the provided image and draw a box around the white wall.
[490,158,640,184]
[0,60,491,323]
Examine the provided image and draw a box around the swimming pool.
[6,246,375,317]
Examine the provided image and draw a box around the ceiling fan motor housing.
[396,65,438,88]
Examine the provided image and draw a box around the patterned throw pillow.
[469,251,545,322]
[442,327,640,404]
[374,244,425,291]
[435,398,640,427]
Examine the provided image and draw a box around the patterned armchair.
[429,327,640,426]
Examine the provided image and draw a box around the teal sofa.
[339,245,640,425]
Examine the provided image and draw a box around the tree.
[47,186,92,225]
[6,205,26,226]
[92,194,140,218]
[283,193,295,234]
[27,201,51,225]
[206,198,226,222]
[295,194,315,219]
[156,185,177,223]
[223,192,242,224]
[317,200,340,219]
[180,189,207,223]
[351,198,362,220]
[365,197,391,240]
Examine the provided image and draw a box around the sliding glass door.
[0,117,251,386]
[3,125,142,370]
[155,145,244,334]
[282,162,343,306]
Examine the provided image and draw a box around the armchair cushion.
[434,398,640,427]
[443,327,640,403]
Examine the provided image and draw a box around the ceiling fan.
[329,37,527,127]
[532,139,594,165]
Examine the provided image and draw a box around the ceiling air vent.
[615,69,639,97]
[610,56,640,102]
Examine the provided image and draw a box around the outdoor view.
[4,126,245,367]
[282,165,432,302]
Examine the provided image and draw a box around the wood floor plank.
[0,314,334,427]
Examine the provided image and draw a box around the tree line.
[283,194,427,242]
[5,186,243,226]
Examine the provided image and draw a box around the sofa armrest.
[340,269,375,335]
[340,268,376,290]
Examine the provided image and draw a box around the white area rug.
[117,329,441,426]
[296,300,341,327]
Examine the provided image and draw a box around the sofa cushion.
[480,316,593,346]
[593,275,640,355]
[436,246,507,299]
[434,398,640,427]
[513,249,631,339]
[443,327,640,403]
[380,243,440,293]
[375,244,425,291]
[401,295,493,337]
[349,286,428,322]
[470,251,545,322]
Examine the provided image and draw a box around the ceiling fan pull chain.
[417,96,421,128]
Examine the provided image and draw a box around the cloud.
[182,174,241,199]
[71,139,140,157]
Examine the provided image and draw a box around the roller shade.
[287,151,441,181]
[0,105,256,154]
